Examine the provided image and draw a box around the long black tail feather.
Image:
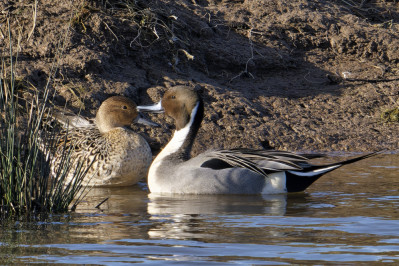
[285,150,385,192]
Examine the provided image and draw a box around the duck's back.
[54,126,152,187]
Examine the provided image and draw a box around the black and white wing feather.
[200,148,308,176]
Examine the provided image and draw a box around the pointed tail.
[286,150,385,192]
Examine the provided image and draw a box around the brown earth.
[1,0,399,155]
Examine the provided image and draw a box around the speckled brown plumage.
[47,96,152,187]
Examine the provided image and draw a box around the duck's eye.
[122,105,128,110]
[171,95,176,99]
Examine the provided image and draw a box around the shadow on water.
[1,153,399,264]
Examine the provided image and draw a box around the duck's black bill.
[135,114,161,127]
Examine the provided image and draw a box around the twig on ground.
[229,28,255,83]
[103,21,119,41]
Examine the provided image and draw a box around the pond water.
[1,153,399,265]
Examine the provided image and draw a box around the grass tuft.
[0,77,90,215]
[0,17,90,216]
[103,0,181,48]
[381,107,399,123]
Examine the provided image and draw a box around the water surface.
[1,153,399,265]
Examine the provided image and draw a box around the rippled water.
[1,153,399,265]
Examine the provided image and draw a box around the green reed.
[0,20,89,215]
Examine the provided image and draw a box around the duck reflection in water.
[146,193,288,240]
[73,186,327,242]
[73,187,291,241]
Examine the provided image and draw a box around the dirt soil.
[1,0,399,155]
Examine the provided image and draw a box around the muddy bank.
[1,0,399,154]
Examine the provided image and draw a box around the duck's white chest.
[147,159,165,193]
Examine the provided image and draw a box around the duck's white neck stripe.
[153,102,199,164]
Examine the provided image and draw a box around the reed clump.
[0,27,90,216]
[0,75,90,215]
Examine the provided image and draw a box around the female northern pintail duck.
[138,86,381,194]
[49,96,156,187]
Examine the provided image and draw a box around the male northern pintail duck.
[47,96,156,187]
[138,86,382,194]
